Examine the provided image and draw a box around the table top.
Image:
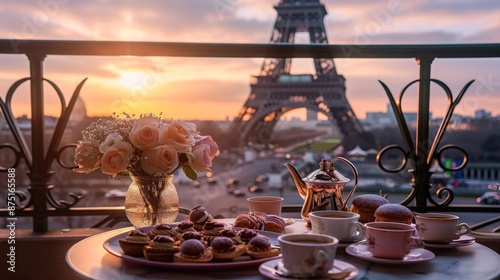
[66,219,500,280]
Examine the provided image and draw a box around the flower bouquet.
[73,113,219,178]
[73,113,220,226]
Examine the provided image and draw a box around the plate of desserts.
[103,206,287,270]
[103,223,281,270]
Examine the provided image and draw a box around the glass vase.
[124,174,179,227]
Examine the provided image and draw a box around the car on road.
[232,189,245,197]
[255,175,268,183]
[476,192,500,205]
[104,189,127,199]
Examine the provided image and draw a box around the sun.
[116,71,150,89]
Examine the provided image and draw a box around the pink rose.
[187,144,213,172]
[159,120,198,153]
[73,142,101,174]
[195,135,220,159]
[100,142,134,176]
[129,116,160,150]
[140,145,179,175]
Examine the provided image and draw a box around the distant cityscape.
[1,98,497,133]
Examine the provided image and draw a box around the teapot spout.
[284,163,307,199]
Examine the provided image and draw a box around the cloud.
[0,0,499,120]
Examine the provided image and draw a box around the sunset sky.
[1,0,500,121]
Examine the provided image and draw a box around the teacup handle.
[408,236,425,251]
[454,223,471,239]
[349,222,365,241]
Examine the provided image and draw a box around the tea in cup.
[247,196,284,216]
[414,213,471,244]
[277,233,338,278]
[364,222,424,259]
[309,210,365,242]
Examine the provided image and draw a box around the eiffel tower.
[231,0,363,148]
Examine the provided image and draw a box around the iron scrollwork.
[0,77,88,211]
[376,78,474,206]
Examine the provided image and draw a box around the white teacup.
[309,210,365,242]
[278,233,338,278]
[414,213,471,244]
[247,196,284,216]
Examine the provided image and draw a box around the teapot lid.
[302,158,350,185]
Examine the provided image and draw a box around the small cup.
[414,213,471,244]
[365,222,424,259]
[278,233,338,278]
[247,196,284,216]
[309,210,365,242]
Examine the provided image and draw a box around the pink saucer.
[345,241,435,264]
[259,258,359,280]
[423,235,475,248]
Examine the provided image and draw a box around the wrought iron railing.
[0,40,499,233]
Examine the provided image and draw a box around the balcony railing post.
[26,53,50,233]
[413,57,435,207]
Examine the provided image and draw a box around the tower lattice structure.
[231,0,363,148]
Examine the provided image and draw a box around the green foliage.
[182,164,198,180]
[294,136,341,152]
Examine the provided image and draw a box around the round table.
[66,220,500,280]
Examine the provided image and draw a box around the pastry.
[350,194,390,223]
[245,235,280,259]
[147,223,178,240]
[210,236,246,260]
[233,212,267,231]
[202,221,226,245]
[264,214,286,233]
[374,203,413,224]
[118,229,149,257]
[237,228,260,244]
[188,205,214,231]
[175,219,196,236]
[143,235,179,262]
[174,239,213,263]
[218,228,243,245]
[176,231,204,246]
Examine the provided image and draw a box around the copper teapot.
[284,157,358,225]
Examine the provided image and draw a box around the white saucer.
[424,235,476,248]
[304,230,365,247]
[345,241,435,264]
[259,258,359,280]
[338,237,366,248]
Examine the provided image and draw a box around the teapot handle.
[330,157,358,210]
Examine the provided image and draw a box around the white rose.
[98,132,123,153]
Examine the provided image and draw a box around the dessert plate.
[284,218,296,226]
[423,235,476,248]
[103,227,280,270]
[345,241,435,264]
[259,258,359,280]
